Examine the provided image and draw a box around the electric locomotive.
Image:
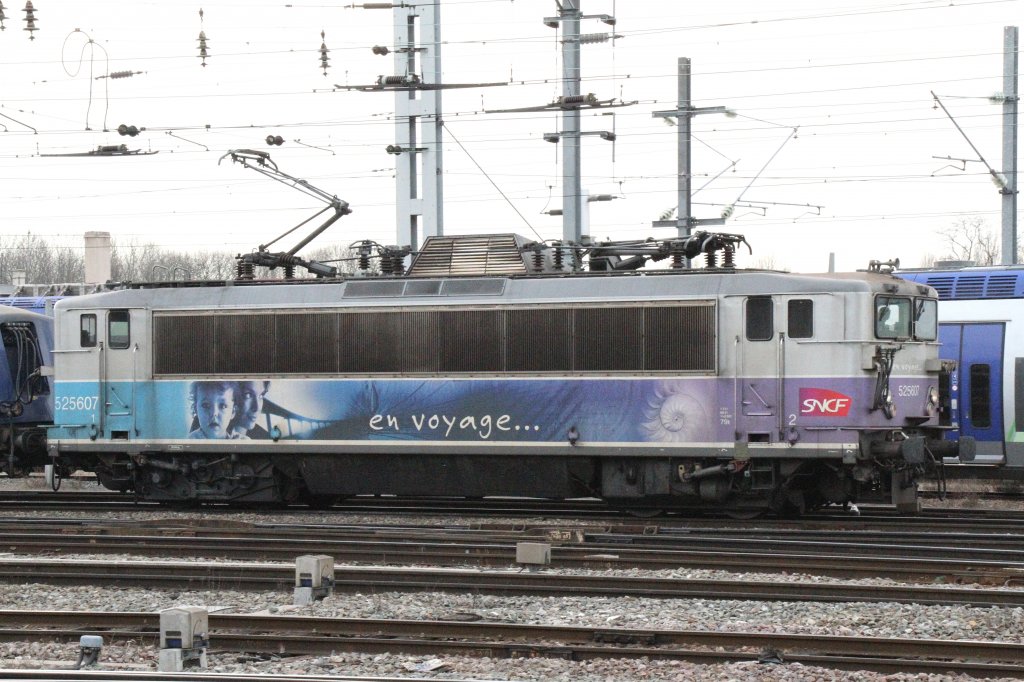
[0,306,54,475]
[45,231,972,514]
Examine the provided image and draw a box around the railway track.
[1,610,1023,678]
[6,510,1024,576]
[0,674,477,682]
[3,557,1023,606]
[1,517,1023,584]
[4,487,1024,679]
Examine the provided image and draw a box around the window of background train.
[1016,359,1023,432]
[108,310,130,349]
[787,299,813,338]
[746,297,773,341]
[875,296,911,339]
[969,364,991,428]
[80,314,96,347]
[913,298,937,341]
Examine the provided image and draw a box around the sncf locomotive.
[44,232,972,515]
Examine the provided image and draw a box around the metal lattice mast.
[394,2,443,252]
[653,58,728,244]
[1001,26,1019,265]
[558,1,582,243]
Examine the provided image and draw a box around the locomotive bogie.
[44,239,969,514]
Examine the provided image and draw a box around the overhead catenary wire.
[0,0,1014,271]
[442,121,543,242]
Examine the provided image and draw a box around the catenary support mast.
[394,2,444,252]
[652,58,728,261]
[1001,26,1019,265]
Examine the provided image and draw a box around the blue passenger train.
[898,265,1024,469]
[0,296,65,317]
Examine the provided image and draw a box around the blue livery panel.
[52,375,934,447]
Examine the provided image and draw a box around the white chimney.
[11,270,26,287]
[84,231,112,284]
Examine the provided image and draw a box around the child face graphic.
[195,384,235,439]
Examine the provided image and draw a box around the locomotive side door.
[940,322,1005,463]
[100,308,142,439]
[737,295,780,442]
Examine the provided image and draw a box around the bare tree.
[2,235,383,287]
[750,255,783,271]
[110,239,164,282]
[938,216,1000,265]
[0,234,85,285]
[150,250,236,281]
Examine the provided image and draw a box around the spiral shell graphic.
[640,381,710,443]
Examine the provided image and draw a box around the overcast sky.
[0,0,1019,273]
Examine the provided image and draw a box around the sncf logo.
[799,388,852,417]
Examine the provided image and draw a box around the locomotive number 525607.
[55,396,99,411]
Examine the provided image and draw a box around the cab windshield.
[875,296,911,339]
[913,298,937,341]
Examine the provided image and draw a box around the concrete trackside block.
[294,554,335,605]
[516,542,551,566]
[158,607,208,672]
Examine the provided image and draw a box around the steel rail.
[4,516,1024,558]
[0,674,416,682]
[2,558,1023,607]
[8,520,1024,556]
[0,526,1022,584]
[0,612,1021,677]
[8,514,1024,549]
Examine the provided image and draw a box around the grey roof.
[53,266,924,313]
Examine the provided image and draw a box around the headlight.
[925,386,939,414]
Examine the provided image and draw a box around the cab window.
[913,298,937,341]
[969,364,991,428]
[80,314,97,347]
[787,299,813,338]
[875,296,910,339]
[746,297,773,341]
[108,310,130,349]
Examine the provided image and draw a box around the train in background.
[1,283,103,317]
[897,264,1023,470]
[0,286,105,476]
[42,231,972,515]
[0,296,66,317]
[0,306,54,475]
